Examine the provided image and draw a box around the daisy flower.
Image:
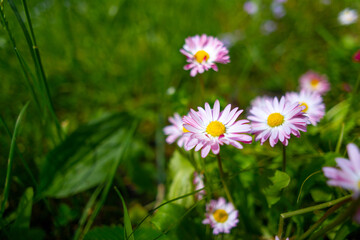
[285,90,325,126]
[180,34,230,77]
[244,1,258,15]
[250,95,273,109]
[193,172,206,200]
[163,113,190,147]
[202,197,238,235]
[323,143,360,198]
[299,70,330,95]
[248,96,308,147]
[338,8,358,25]
[183,100,252,158]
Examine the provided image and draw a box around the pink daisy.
[323,143,360,198]
[183,100,252,158]
[250,95,272,109]
[285,90,325,126]
[202,197,238,235]
[193,172,206,200]
[248,96,308,147]
[180,34,230,77]
[163,113,190,147]
[299,70,330,95]
[353,50,360,63]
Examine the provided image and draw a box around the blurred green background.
[1,0,360,239]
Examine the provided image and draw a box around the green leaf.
[84,226,124,240]
[310,188,333,202]
[11,187,33,230]
[37,112,133,198]
[262,170,290,207]
[134,226,169,240]
[151,203,186,233]
[167,151,194,208]
[114,187,134,240]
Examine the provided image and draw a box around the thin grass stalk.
[7,0,63,140]
[79,124,137,239]
[73,184,104,240]
[216,154,234,205]
[0,4,41,110]
[0,115,37,188]
[0,102,30,218]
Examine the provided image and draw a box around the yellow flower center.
[194,50,210,63]
[267,113,285,127]
[310,78,320,88]
[299,102,309,113]
[206,121,226,137]
[213,209,228,223]
[358,180,360,189]
[182,126,189,133]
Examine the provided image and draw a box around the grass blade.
[114,187,135,240]
[0,102,30,218]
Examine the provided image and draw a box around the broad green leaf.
[115,188,134,240]
[261,170,290,207]
[37,112,133,198]
[167,151,194,208]
[134,226,169,240]
[84,226,124,240]
[151,203,186,233]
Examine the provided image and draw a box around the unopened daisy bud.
[202,197,238,235]
[180,34,230,77]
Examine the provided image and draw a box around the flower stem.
[216,154,234,205]
[282,145,286,172]
[198,75,205,104]
[298,197,351,240]
[308,198,360,240]
[277,194,352,239]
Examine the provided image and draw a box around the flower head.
[248,96,308,147]
[163,113,190,147]
[250,95,273,109]
[180,34,230,77]
[202,197,238,235]
[183,100,252,158]
[299,70,330,95]
[244,1,258,15]
[285,90,325,126]
[193,172,206,200]
[323,143,360,198]
[338,8,358,25]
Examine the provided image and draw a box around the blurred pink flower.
[202,197,238,235]
[248,96,308,147]
[286,90,325,126]
[244,1,258,15]
[275,236,289,240]
[299,70,330,95]
[323,143,360,198]
[193,172,206,200]
[353,50,360,62]
[163,113,190,147]
[183,100,252,158]
[180,34,230,77]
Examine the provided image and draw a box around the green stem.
[298,197,351,240]
[277,195,352,238]
[282,145,286,172]
[0,102,29,218]
[308,198,360,240]
[198,75,205,104]
[216,154,234,205]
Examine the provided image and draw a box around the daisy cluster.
[163,34,333,235]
